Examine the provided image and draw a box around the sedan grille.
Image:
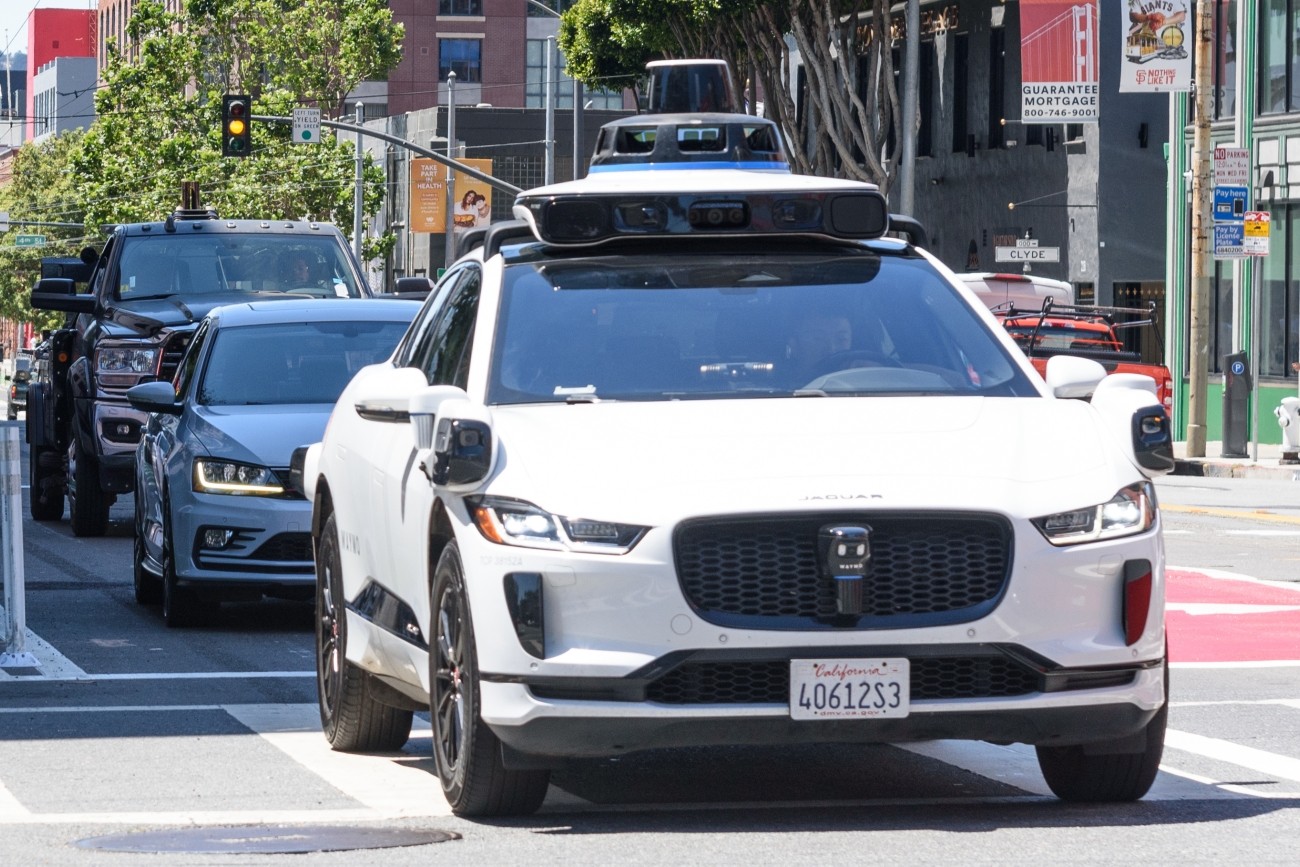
[673,513,1012,629]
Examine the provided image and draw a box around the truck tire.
[68,438,110,537]
[29,445,63,521]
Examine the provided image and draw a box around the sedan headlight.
[1032,482,1156,546]
[194,459,285,496]
[467,496,648,554]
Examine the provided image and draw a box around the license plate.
[789,658,910,720]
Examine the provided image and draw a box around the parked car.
[298,144,1173,817]
[126,297,420,627]
[6,355,32,420]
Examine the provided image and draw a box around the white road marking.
[1165,602,1300,616]
[0,630,88,681]
[1165,728,1300,786]
[0,779,31,820]
[222,704,452,818]
[1172,660,1300,669]
[1224,530,1300,537]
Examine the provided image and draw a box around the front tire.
[1036,662,1168,802]
[67,437,110,537]
[316,512,413,751]
[133,533,163,605]
[430,542,550,817]
[160,505,205,628]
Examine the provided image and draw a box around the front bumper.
[173,491,314,588]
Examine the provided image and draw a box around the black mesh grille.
[251,532,313,562]
[674,513,1011,628]
[644,656,1038,705]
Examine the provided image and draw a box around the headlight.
[193,460,285,496]
[1032,482,1156,546]
[96,345,159,374]
[467,496,648,554]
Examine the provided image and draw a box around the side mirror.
[1044,354,1106,399]
[430,416,492,487]
[126,381,182,416]
[31,278,95,314]
[1091,373,1174,477]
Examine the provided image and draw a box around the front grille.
[193,530,313,573]
[158,330,194,383]
[674,513,1012,629]
[644,656,1039,705]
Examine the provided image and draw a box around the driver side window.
[407,266,481,387]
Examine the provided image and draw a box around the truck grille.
[158,330,194,383]
[673,513,1012,629]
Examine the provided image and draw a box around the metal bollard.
[0,424,37,670]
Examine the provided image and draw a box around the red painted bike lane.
[1166,568,1300,663]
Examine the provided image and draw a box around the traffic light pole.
[353,102,365,263]
[250,114,522,197]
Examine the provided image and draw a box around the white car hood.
[486,397,1135,524]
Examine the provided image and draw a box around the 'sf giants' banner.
[1020,0,1099,123]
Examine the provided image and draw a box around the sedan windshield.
[199,320,410,406]
[488,247,1036,404]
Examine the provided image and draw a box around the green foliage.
[1,0,404,329]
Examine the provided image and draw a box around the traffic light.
[221,94,252,157]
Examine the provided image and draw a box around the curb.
[1173,459,1300,480]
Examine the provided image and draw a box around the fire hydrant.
[1275,396,1300,462]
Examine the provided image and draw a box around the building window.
[1260,203,1300,378]
[525,39,624,109]
[438,0,482,15]
[1259,0,1300,114]
[526,0,577,15]
[439,39,481,83]
[951,33,969,154]
[987,28,1006,149]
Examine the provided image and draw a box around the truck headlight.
[467,496,647,554]
[96,345,159,374]
[194,460,285,496]
[1032,482,1156,546]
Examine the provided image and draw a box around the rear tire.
[1036,662,1167,802]
[29,445,62,521]
[316,512,413,751]
[430,542,550,817]
[67,438,109,537]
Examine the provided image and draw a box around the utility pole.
[1186,0,1213,458]
[445,72,458,268]
[898,0,920,215]
[353,101,365,265]
[544,36,555,185]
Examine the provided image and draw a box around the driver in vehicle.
[285,252,330,292]
[786,310,852,382]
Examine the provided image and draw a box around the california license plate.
[789,658,910,720]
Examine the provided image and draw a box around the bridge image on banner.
[1020,0,1099,123]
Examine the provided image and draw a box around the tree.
[558,0,902,190]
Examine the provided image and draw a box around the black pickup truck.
[27,205,371,535]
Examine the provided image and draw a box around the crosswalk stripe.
[1165,728,1300,785]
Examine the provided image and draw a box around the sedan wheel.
[132,533,163,605]
[430,542,549,817]
[316,512,413,751]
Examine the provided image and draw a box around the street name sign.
[995,239,1060,263]
[292,108,321,144]
[13,234,45,248]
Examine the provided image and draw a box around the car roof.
[206,297,422,328]
[116,218,347,238]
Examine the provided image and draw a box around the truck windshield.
[488,248,1036,404]
[116,234,364,300]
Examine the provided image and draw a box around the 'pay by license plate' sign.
[790,658,910,720]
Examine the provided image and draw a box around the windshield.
[198,320,410,406]
[488,248,1036,404]
[116,234,364,301]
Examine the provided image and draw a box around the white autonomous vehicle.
[297,116,1172,817]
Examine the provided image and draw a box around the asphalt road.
[3,444,1300,864]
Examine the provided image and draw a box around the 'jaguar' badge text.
[799,493,883,501]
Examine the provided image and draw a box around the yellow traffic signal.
[222,94,252,157]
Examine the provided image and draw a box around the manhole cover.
[76,824,460,854]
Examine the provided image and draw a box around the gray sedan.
[127,297,421,626]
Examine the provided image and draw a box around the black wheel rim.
[433,583,467,772]
[317,557,343,719]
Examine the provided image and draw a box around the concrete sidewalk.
[1173,439,1300,480]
